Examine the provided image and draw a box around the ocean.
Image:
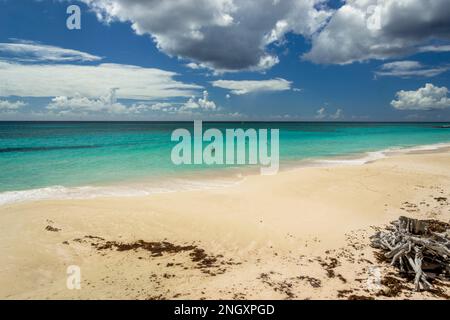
[0,121,449,204]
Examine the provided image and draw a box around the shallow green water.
[0,122,449,198]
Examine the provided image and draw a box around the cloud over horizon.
[391,83,450,110]
[45,89,220,117]
[0,99,27,112]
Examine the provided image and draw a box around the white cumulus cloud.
[81,0,332,72]
[0,99,27,111]
[391,83,450,110]
[47,89,128,114]
[128,102,178,113]
[330,108,343,120]
[315,107,343,120]
[303,0,450,64]
[315,107,326,119]
[180,91,217,111]
[46,89,219,116]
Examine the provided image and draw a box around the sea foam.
[310,142,450,167]
[0,178,243,206]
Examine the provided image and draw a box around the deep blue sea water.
[0,122,449,203]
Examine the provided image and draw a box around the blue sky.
[1,0,450,121]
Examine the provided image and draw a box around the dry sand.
[0,150,449,300]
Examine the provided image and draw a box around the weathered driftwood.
[370,216,450,291]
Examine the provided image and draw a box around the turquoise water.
[0,122,449,196]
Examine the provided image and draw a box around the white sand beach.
[0,150,449,300]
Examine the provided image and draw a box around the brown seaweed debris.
[190,248,217,267]
[376,276,410,297]
[93,239,196,257]
[336,288,375,300]
[317,257,347,283]
[147,294,165,300]
[297,276,322,288]
[45,225,61,232]
[318,257,339,278]
[347,295,375,300]
[337,289,353,298]
[429,280,450,299]
[434,197,447,203]
[71,236,236,275]
[258,273,295,299]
